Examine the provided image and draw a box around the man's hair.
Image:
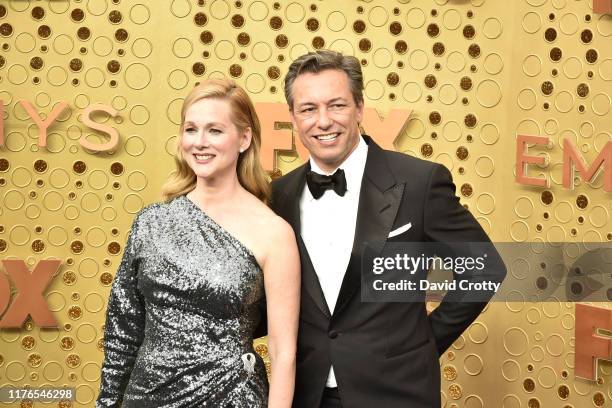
[284,49,364,110]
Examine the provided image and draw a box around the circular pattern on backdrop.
[522,12,541,34]
[504,327,529,356]
[404,118,425,139]
[43,361,64,382]
[210,0,230,20]
[501,359,521,382]
[409,50,429,71]
[522,55,541,77]
[5,361,26,381]
[172,38,193,58]
[563,56,583,79]
[92,36,113,57]
[483,17,503,39]
[443,121,462,142]
[124,63,151,90]
[329,39,354,56]
[559,13,579,35]
[248,1,268,21]
[170,0,191,18]
[442,9,461,30]
[124,136,146,156]
[484,53,503,75]
[285,3,305,23]
[373,48,392,68]
[130,105,151,125]
[84,67,105,88]
[8,64,28,85]
[438,84,458,105]
[48,225,68,246]
[592,93,611,116]
[127,171,148,191]
[75,385,95,405]
[368,6,388,27]
[132,38,153,58]
[47,65,68,86]
[245,73,265,93]
[327,11,346,32]
[365,80,384,101]
[81,192,101,213]
[475,157,494,178]
[83,294,104,315]
[447,51,466,73]
[476,80,502,107]
[510,220,529,242]
[15,32,36,53]
[42,191,64,212]
[406,8,426,29]
[253,42,273,62]
[518,88,537,110]
[101,206,117,222]
[555,91,574,113]
[78,257,99,279]
[166,98,183,125]
[215,40,235,60]
[86,227,107,248]
[130,4,151,25]
[123,194,145,214]
[600,58,612,81]
[4,132,27,152]
[464,354,484,376]
[402,82,422,103]
[468,322,488,344]
[168,69,189,90]
[82,362,101,382]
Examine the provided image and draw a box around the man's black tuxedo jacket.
[269,136,506,408]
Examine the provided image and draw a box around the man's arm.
[423,164,507,355]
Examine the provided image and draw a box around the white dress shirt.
[299,136,368,388]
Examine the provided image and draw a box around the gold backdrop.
[1,0,611,406]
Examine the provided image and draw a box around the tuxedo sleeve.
[423,164,506,355]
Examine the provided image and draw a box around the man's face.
[290,69,363,173]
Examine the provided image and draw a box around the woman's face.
[181,98,251,181]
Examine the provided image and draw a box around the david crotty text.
[372,279,501,293]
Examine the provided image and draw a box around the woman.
[96,79,300,407]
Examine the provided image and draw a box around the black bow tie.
[306,168,347,199]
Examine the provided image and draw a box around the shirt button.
[328,330,338,339]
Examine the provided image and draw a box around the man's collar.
[307,135,368,198]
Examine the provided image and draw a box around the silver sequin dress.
[96,195,268,407]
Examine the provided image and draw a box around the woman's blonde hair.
[162,79,271,203]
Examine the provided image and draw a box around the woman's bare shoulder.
[244,201,291,238]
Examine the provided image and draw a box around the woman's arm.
[96,213,147,407]
[263,217,300,408]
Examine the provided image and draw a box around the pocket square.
[388,223,412,238]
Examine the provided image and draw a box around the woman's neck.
[189,173,243,209]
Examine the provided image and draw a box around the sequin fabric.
[96,195,268,407]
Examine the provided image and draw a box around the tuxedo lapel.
[333,137,405,316]
[276,165,331,319]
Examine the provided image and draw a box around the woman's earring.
[239,148,245,153]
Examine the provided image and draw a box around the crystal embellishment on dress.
[242,352,256,374]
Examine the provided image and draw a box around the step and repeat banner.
[1,0,611,406]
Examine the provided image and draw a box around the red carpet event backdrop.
[0,0,611,406]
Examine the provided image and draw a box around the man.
[270,50,506,408]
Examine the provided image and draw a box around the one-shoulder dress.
[96,195,268,407]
